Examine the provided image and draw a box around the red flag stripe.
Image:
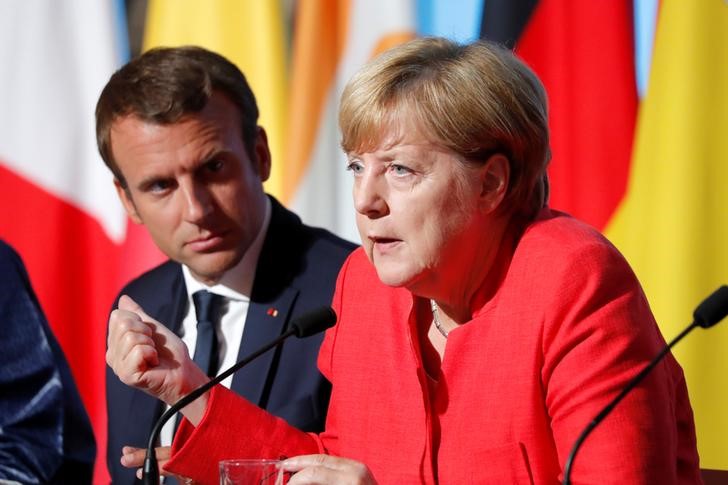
[515,0,637,230]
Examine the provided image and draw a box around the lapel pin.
[267,307,279,317]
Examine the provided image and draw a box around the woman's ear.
[479,153,509,213]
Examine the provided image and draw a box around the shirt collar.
[182,196,272,302]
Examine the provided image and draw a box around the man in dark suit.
[95,46,355,484]
[0,240,96,484]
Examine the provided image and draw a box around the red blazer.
[168,209,701,484]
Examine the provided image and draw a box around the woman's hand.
[120,446,170,477]
[106,295,210,422]
[122,446,199,484]
[281,455,377,484]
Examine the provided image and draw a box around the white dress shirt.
[160,198,272,448]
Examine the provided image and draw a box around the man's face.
[110,93,271,285]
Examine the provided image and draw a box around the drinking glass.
[219,459,287,485]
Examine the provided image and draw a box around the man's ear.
[252,126,272,182]
[114,179,143,224]
[479,153,510,213]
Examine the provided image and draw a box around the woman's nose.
[353,173,388,219]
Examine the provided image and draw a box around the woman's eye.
[346,161,364,174]
[390,164,413,176]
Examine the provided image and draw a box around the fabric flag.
[416,0,483,42]
[142,0,289,198]
[606,0,728,471]
[283,0,416,243]
[0,1,164,483]
[481,0,638,232]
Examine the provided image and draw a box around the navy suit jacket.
[0,241,96,484]
[106,197,356,484]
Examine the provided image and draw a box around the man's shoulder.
[268,199,358,263]
[0,241,35,304]
[0,238,17,260]
[0,239,23,275]
[118,259,181,298]
[298,223,358,254]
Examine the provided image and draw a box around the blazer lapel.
[231,288,298,406]
[230,198,306,406]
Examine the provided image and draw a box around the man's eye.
[346,161,364,174]
[148,180,172,193]
[205,159,224,172]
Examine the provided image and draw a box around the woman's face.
[348,127,506,298]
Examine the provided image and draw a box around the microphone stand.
[562,285,728,484]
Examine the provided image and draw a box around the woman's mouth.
[370,236,402,253]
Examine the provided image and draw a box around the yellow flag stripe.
[282,0,351,203]
[605,0,728,469]
[143,0,288,197]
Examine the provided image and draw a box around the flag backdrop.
[0,1,726,481]
[284,0,417,243]
[0,1,164,483]
[480,0,728,472]
[481,0,638,232]
[142,0,289,198]
[606,0,728,470]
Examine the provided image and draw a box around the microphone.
[141,306,337,485]
[562,285,728,484]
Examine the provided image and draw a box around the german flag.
[483,1,728,479]
[481,0,637,231]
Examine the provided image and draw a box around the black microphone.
[562,285,728,484]
[142,306,337,485]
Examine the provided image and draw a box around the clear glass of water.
[219,459,287,485]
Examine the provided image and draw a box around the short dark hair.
[95,46,259,187]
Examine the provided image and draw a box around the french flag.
[0,2,162,482]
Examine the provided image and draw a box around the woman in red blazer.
[108,37,701,484]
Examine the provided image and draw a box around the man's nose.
[181,180,213,222]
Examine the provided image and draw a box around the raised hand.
[106,295,210,421]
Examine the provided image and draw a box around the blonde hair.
[339,37,550,220]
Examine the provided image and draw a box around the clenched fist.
[106,295,210,424]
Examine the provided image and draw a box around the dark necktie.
[164,291,223,485]
[191,290,223,378]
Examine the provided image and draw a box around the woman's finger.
[122,445,174,477]
[282,455,376,485]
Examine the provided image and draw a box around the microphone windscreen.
[693,285,728,328]
[291,306,337,337]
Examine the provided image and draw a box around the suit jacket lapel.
[230,197,304,406]
[231,289,298,406]
[166,270,188,335]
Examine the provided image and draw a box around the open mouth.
[370,236,401,252]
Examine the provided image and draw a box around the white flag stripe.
[290,0,416,243]
[0,0,126,241]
